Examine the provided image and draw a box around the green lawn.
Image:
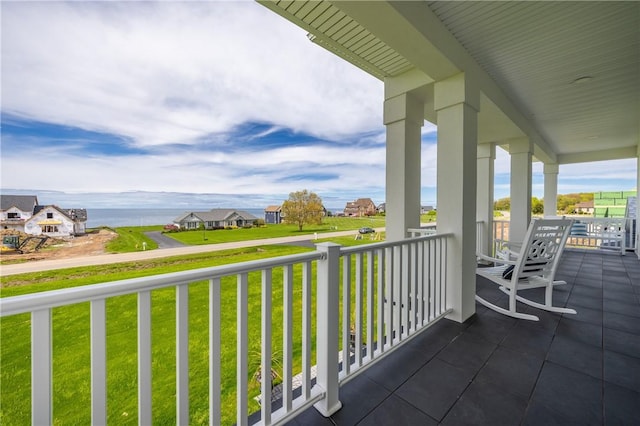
[164,216,386,246]
[1,235,383,425]
[104,225,163,253]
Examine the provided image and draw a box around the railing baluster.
[176,284,189,425]
[261,269,272,425]
[355,252,363,367]
[393,246,402,343]
[283,265,293,411]
[385,246,393,350]
[90,299,107,425]
[209,278,221,426]
[443,238,448,310]
[138,291,152,426]
[237,273,248,426]
[342,255,351,375]
[32,309,52,425]
[402,245,410,339]
[409,242,417,334]
[429,239,435,320]
[366,250,374,361]
[301,261,311,399]
[376,249,385,356]
[417,241,424,327]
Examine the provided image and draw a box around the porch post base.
[314,400,343,418]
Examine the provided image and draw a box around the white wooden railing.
[492,217,637,255]
[0,234,452,426]
[410,222,487,258]
[338,235,451,386]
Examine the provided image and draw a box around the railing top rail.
[0,250,323,317]
[340,233,452,255]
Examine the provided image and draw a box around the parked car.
[358,227,375,234]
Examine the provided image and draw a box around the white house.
[173,209,259,230]
[25,205,87,237]
[0,195,39,232]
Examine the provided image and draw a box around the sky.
[1,1,637,210]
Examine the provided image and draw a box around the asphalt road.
[145,231,187,249]
[0,228,384,277]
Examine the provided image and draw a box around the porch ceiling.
[259,1,639,165]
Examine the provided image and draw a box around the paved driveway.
[0,229,380,276]
[145,231,187,249]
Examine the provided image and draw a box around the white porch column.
[636,144,640,259]
[509,138,533,243]
[477,143,495,256]
[435,72,479,323]
[544,163,559,217]
[383,92,424,241]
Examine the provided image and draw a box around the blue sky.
[1,1,636,209]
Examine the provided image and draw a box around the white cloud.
[2,1,383,147]
[1,1,636,208]
[0,141,388,198]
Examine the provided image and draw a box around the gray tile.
[501,321,554,358]
[530,362,602,425]
[604,311,640,335]
[441,379,527,426]
[567,292,603,310]
[522,399,581,426]
[603,299,640,318]
[357,394,437,426]
[547,335,603,379]
[364,346,431,392]
[329,374,390,426]
[604,350,640,392]
[395,357,473,421]
[566,304,603,326]
[604,327,640,358]
[464,313,516,344]
[475,346,543,399]
[436,332,496,371]
[576,276,604,289]
[571,284,602,298]
[556,317,602,348]
[604,382,640,426]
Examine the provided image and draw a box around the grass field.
[163,216,387,246]
[1,234,381,425]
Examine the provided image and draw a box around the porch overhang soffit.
[258,0,557,163]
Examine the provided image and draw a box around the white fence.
[492,217,637,255]
[0,234,451,426]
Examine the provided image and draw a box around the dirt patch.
[0,229,118,263]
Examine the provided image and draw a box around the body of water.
[86,208,267,228]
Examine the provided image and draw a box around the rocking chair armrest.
[477,252,517,266]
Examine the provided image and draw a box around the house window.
[47,213,53,219]
[7,212,19,219]
[42,225,58,233]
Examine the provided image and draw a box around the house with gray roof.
[173,209,259,230]
[1,195,40,232]
[1,194,87,236]
[26,205,87,237]
[1,195,39,231]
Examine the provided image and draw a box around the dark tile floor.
[288,250,640,426]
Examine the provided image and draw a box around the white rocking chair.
[476,218,577,321]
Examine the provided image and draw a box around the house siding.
[25,207,77,237]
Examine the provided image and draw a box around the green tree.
[281,189,324,231]
[494,197,511,211]
[531,197,544,214]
